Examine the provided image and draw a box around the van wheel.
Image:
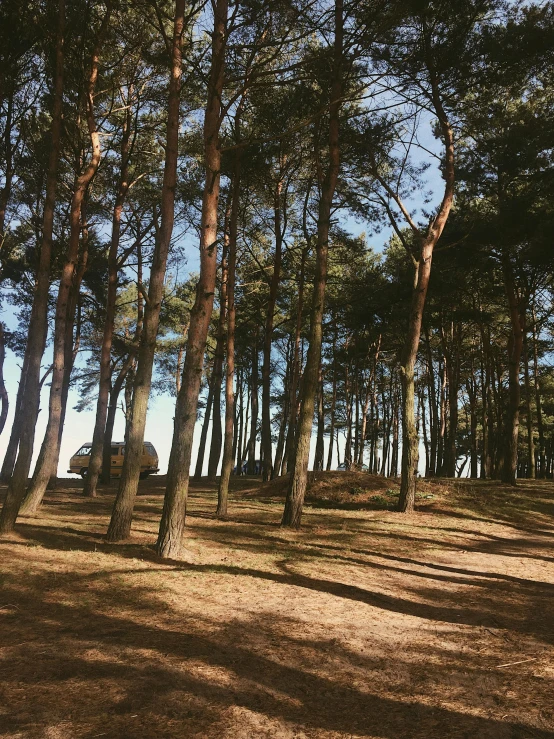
[80,468,88,479]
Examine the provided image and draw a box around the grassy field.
[1,473,553,738]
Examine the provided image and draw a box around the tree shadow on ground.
[0,565,552,739]
[8,519,554,647]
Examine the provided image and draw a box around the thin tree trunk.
[314,363,325,471]
[247,332,259,474]
[207,228,229,480]
[156,0,228,558]
[261,169,285,481]
[395,57,455,511]
[326,329,337,471]
[501,252,524,486]
[23,192,92,511]
[0,0,65,531]
[0,350,28,481]
[531,307,545,477]
[217,155,240,514]
[283,245,308,473]
[84,102,133,496]
[101,245,143,483]
[0,324,9,436]
[282,0,343,528]
[523,339,535,478]
[106,0,185,542]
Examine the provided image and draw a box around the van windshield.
[144,443,157,457]
[75,445,92,456]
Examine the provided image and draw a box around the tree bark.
[106,0,185,541]
[156,0,228,558]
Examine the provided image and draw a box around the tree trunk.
[106,0,185,542]
[390,384,399,477]
[261,170,285,481]
[395,56,455,511]
[282,0,343,528]
[501,252,524,486]
[0,324,9,436]
[283,245,308,473]
[84,102,133,496]
[155,0,228,558]
[0,350,29,481]
[217,155,240,515]
[101,247,143,484]
[326,330,337,471]
[18,6,110,518]
[23,188,91,508]
[398,245,434,511]
[247,332,259,474]
[531,307,545,477]
[0,0,65,531]
[207,233,228,480]
[314,363,325,471]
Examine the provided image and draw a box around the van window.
[76,445,92,456]
[144,443,157,456]
[111,446,120,456]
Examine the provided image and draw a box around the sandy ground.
[0,473,553,738]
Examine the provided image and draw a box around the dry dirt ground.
[1,472,554,739]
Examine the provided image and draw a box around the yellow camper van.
[68,441,159,479]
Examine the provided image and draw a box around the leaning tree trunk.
[281,0,343,528]
[19,6,111,518]
[0,350,28,481]
[156,0,228,559]
[106,0,185,542]
[0,0,65,532]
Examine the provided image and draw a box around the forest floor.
[1,472,554,738]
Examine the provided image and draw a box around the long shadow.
[0,573,552,738]
[5,524,554,646]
